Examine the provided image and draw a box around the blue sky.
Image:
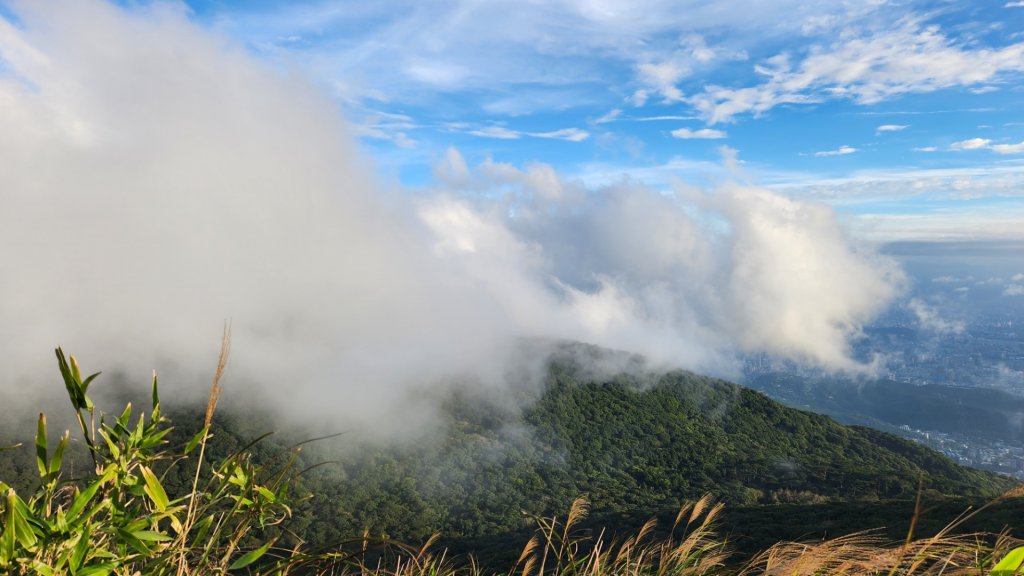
[164,0,1024,241]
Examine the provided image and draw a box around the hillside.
[280,348,1015,548]
[0,345,1016,557]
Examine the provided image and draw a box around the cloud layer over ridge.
[0,1,902,434]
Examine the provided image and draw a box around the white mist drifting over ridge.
[0,1,902,435]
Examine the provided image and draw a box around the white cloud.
[671,127,727,139]
[636,59,688,103]
[529,127,590,142]
[950,137,992,150]
[629,89,650,107]
[594,108,621,124]
[1006,1,1024,7]
[633,115,701,122]
[690,19,1024,123]
[467,126,521,139]
[876,124,908,133]
[1013,273,1024,281]
[1005,285,1024,296]
[0,1,907,436]
[908,298,964,334]
[913,146,938,152]
[814,145,858,157]
[465,125,591,142]
[992,141,1024,154]
[940,138,1024,154]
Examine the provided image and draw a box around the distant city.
[872,312,1024,479]
[744,277,1024,480]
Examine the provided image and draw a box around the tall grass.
[0,347,1022,575]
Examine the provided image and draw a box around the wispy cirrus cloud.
[467,126,522,140]
[465,125,590,142]
[992,141,1024,154]
[671,127,727,139]
[531,128,590,142]
[690,18,1024,123]
[950,137,1024,154]
[814,145,858,157]
[876,124,908,134]
[950,138,993,150]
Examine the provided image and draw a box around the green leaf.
[140,465,169,512]
[30,560,55,576]
[191,515,214,546]
[116,403,132,434]
[130,530,172,542]
[1,491,15,567]
[70,530,89,572]
[5,488,38,551]
[185,427,208,455]
[66,467,113,523]
[151,370,160,412]
[78,562,116,576]
[256,486,277,503]
[116,528,153,555]
[992,546,1024,575]
[69,355,82,385]
[0,443,21,453]
[35,413,48,478]
[229,538,276,570]
[55,348,81,409]
[140,427,172,450]
[97,429,120,461]
[81,372,101,395]
[49,432,69,478]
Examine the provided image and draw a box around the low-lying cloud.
[0,1,903,436]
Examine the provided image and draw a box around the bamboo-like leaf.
[78,561,116,576]
[140,466,169,512]
[130,413,145,446]
[69,356,82,386]
[30,560,55,576]
[35,414,48,478]
[116,528,153,555]
[48,432,69,477]
[81,372,101,395]
[185,427,208,455]
[229,538,276,570]
[151,370,160,413]
[116,403,132,434]
[55,348,81,409]
[139,427,172,450]
[130,530,172,542]
[97,429,120,461]
[66,467,114,522]
[992,546,1024,575]
[70,530,90,572]
[6,489,38,550]
[1,491,15,566]
[256,486,277,503]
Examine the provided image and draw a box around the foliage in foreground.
[1,348,1023,576]
[0,344,358,574]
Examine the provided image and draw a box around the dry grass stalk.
[205,321,232,427]
[743,530,997,576]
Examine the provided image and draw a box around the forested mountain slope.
[0,346,1014,552]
